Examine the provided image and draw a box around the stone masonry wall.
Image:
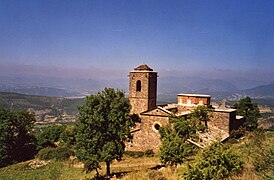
[129,71,157,114]
[208,111,231,133]
[126,115,169,152]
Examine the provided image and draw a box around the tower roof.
[134,64,153,71]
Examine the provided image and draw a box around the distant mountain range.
[0,75,273,100]
[0,86,77,97]
[234,84,274,100]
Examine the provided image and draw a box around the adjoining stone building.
[126,64,244,152]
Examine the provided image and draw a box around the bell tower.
[129,64,158,114]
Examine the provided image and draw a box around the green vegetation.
[75,88,135,177]
[37,147,74,161]
[0,107,36,167]
[0,131,273,179]
[233,96,261,130]
[0,92,84,116]
[238,129,274,179]
[60,125,76,147]
[0,160,93,180]
[159,106,211,169]
[160,129,193,168]
[0,156,161,180]
[0,93,273,179]
[35,125,76,150]
[169,106,211,140]
[185,142,243,180]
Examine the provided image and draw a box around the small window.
[154,124,160,131]
[152,122,162,132]
[136,80,141,91]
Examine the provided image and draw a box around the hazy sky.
[1,0,274,81]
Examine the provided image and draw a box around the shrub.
[244,129,274,173]
[35,125,67,150]
[37,147,74,161]
[185,142,243,180]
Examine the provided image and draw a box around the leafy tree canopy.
[60,125,76,147]
[185,142,243,180]
[35,125,67,150]
[168,106,211,140]
[159,126,193,168]
[0,107,36,167]
[158,105,212,168]
[233,97,260,130]
[75,88,134,177]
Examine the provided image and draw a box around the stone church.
[126,64,244,152]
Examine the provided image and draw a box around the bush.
[35,125,67,150]
[185,142,243,180]
[37,147,74,161]
[244,129,274,173]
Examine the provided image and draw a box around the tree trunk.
[106,162,110,179]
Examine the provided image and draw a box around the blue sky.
[0,0,274,81]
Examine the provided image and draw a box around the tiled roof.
[134,64,153,71]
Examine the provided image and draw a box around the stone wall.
[209,110,236,134]
[126,115,168,152]
[129,71,157,114]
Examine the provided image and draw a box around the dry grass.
[1,131,272,180]
[121,168,181,180]
[0,156,162,180]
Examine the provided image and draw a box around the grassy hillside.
[0,157,162,180]
[0,92,84,123]
[0,130,273,179]
[0,92,84,114]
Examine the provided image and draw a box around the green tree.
[169,116,197,140]
[233,97,260,130]
[0,107,36,167]
[35,125,66,150]
[191,105,211,128]
[75,88,134,178]
[159,126,192,169]
[185,142,243,180]
[169,106,211,140]
[159,106,211,169]
[60,125,76,147]
[48,125,66,142]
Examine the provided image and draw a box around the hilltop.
[0,92,84,123]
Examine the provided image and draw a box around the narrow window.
[136,80,141,91]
